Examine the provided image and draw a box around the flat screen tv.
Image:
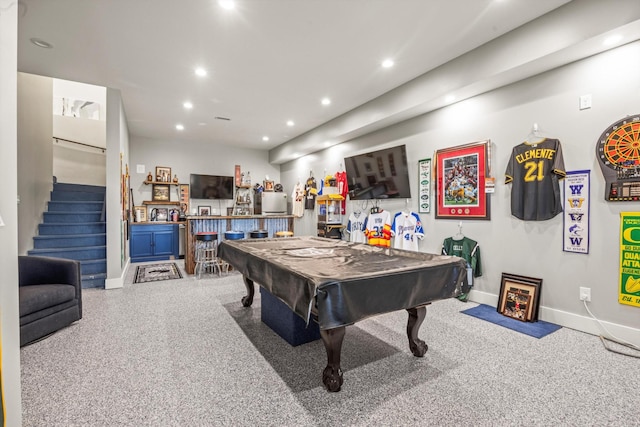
[189,174,234,200]
[344,145,411,200]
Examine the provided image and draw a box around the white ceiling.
[17,0,575,154]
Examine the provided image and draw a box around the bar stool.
[195,232,221,278]
[249,230,268,239]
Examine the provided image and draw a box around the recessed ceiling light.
[194,67,207,77]
[603,34,623,46]
[30,38,53,49]
[218,0,235,10]
[382,59,394,68]
[286,120,295,127]
[262,136,270,142]
[445,94,456,103]
[183,101,193,109]
[321,97,331,106]
[176,124,184,131]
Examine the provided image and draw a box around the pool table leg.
[241,276,255,307]
[406,306,428,357]
[320,326,346,392]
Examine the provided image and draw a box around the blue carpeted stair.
[28,182,107,288]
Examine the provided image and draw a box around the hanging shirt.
[304,176,317,210]
[442,236,481,301]
[291,182,305,218]
[505,138,566,221]
[335,170,348,214]
[391,211,424,251]
[365,210,392,247]
[346,211,368,243]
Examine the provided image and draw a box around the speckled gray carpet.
[20,261,640,426]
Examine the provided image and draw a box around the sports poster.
[563,170,590,253]
[418,158,431,213]
[619,213,640,308]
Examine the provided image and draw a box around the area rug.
[460,303,562,339]
[134,262,182,284]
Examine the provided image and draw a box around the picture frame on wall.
[155,166,171,182]
[435,140,490,220]
[497,273,543,322]
[152,184,170,201]
[418,158,431,213]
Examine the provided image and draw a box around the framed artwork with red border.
[435,140,490,220]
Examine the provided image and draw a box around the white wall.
[281,41,640,343]
[129,136,280,216]
[53,144,106,186]
[17,72,53,254]
[0,1,22,424]
[105,88,130,289]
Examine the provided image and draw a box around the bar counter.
[184,215,294,274]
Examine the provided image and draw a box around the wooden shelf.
[143,180,184,185]
[142,201,181,205]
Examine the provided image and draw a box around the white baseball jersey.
[346,211,368,243]
[391,211,424,251]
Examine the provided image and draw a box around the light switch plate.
[579,94,592,110]
[136,164,146,174]
[0,215,5,227]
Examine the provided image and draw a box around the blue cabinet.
[130,223,179,262]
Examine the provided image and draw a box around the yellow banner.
[619,213,640,307]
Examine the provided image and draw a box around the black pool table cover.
[218,236,469,330]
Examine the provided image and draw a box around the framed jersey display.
[435,140,490,220]
[595,114,640,201]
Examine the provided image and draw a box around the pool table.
[218,236,468,392]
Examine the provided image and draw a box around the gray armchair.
[19,256,82,346]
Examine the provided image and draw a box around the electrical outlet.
[579,286,591,302]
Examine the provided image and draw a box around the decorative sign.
[619,213,640,308]
[563,170,590,254]
[595,114,640,201]
[418,158,431,213]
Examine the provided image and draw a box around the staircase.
[28,182,107,288]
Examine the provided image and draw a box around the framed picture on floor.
[435,140,490,220]
[498,273,543,322]
[501,290,531,322]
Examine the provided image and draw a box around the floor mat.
[134,262,183,284]
[461,303,562,338]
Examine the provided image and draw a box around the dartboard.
[596,114,640,201]
[597,115,640,170]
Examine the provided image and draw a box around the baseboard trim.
[105,257,130,289]
[468,289,640,344]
